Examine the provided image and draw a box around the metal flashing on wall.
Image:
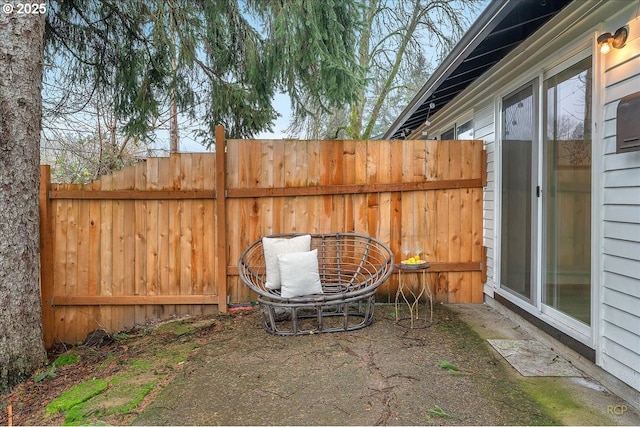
[617,92,640,153]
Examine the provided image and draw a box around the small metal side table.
[395,261,433,328]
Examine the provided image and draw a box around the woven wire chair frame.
[238,233,394,335]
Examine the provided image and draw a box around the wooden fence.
[39,126,487,347]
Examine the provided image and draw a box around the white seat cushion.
[277,249,323,298]
[262,234,311,290]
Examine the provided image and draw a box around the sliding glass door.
[499,55,592,336]
[500,82,537,302]
[543,57,592,325]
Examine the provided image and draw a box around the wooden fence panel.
[43,154,219,344]
[40,135,486,347]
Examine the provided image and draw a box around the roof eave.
[382,0,516,140]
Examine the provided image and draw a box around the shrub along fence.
[39,125,487,347]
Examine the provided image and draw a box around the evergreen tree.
[44,0,364,145]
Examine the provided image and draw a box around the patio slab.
[132,303,640,426]
[487,339,583,377]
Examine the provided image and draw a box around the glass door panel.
[501,83,536,302]
[543,57,592,325]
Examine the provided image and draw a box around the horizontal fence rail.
[40,126,486,346]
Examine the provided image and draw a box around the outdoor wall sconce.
[598,26,628,54]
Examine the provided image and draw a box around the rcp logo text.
[607,405,628,415]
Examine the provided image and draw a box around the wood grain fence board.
[65,192,80,339]
[373,141,391,301]
[157,157,174,318]
[365,141,378,238]
[437,139,449,179]
[293,142,310,230]
[214,127,228,311]
[342,140,355,234]
[52,193,67,343]
[98,174,113,337]
[448,188,462,303]
[234,141,255,264]
[145,158,159,293]
[225,140,248,303]
[134,161,147,322]
[187,158,204,315]
[261,140,276,236]
[168,155,182,304]
[192,155,206,315]
[53,295,219,306]
[435,189,449,301]
[178,154,193,316]
[272,141,285,234]
[77,185,92,336]
[202,154,216,303]
[152,158,165,320]
[39,166,55,346]
[377,141,392,264]
[191,187,204,315]
[120,169,133,325]
[473,187,484,303]
[87,177,102,328]
[306,141,320,233]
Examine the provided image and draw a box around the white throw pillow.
[277,249,323,299]
[263,234,311,290]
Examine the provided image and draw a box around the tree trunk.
[0,7,48,390]
[170,98,179,153]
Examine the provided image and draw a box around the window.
[441,128,455,140]
[440,119,473,140]
[456,120,474,139]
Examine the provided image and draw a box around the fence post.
[215,125,228,312]
[39,165,55,348]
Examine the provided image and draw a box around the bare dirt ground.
[2,304,635,426]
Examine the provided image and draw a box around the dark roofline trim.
[382,0,516,139]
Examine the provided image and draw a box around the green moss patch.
[153,318,216,338]
[520,378,614,426]
[153,320,195,337]
[45,332,198,425]
[155,342,197,364]
[64,373,157,425]
[54,353,80,368]
[45,379,108,414]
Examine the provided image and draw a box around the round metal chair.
[238,233,394,335]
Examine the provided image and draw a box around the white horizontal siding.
[600,14,640,392]
[604,204,640,223]
[602,337,640,376]
[600,353,640,393]
[475,103,496,290]
[603,221,640,242]
[603,187,640,205]
[604,150,640,175]
[604,168,640,187]
[603,287,640,318]
[603,239,640,261]
[603,255,640,281]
